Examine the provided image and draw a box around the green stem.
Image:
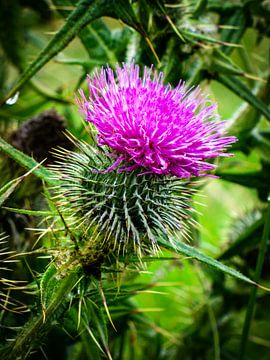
[4,270,80,360]
[239,199,270,359]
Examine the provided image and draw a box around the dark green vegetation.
[0,1,270,359]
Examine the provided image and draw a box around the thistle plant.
[0,1,270,359]
[1,64,237,359]
[51,63,236,269]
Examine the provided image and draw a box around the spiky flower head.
[77,63,236,178]
[52,138,196,261]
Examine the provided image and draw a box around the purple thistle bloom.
[77,63,237,178]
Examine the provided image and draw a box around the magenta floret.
[77,63,236,178]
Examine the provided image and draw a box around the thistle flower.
[77,63,236,178]
[52,64,236,260]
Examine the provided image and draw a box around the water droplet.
[6,91,20,105]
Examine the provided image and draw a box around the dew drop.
[6,91,20,105]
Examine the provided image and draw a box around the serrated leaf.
[40,264,59,309]
[157,237,256,285]
[4,270,80,360]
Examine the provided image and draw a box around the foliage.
[0,0,270,359]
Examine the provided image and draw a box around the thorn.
[98,281,117,332]
[42,305,46,323]
[145,37,161,66]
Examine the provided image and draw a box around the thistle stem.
[239,198,270,359]
[4,269,80,360]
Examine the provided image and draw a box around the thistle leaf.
[0,135,58,186]
[157,236,256,285]
[40,263,58,310]
[2,0,144,103]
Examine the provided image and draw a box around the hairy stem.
[4,269,80,360]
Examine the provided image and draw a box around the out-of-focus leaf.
[157,236,256,285]
[219,7,246,55]
[217,74,270,121]
[185,57,204,87]
[29,80,71,104]
[20,0,51,22]
[228,77,270,139]
[219,217,264,260]
[80,21,118,64]
[182,29,241,47]
[211,49,245,76]
[0,0,24,70]
[193,0,208,18]
[0,98,47,123]
[81,329,103,360]
[0,136,58,186]
[217,170,270,201]
[250,131,270,163]
[161,38,184,86]
[81,297,112,360]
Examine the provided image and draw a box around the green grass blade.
[157,237,255,285]
[0,136,57,186]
